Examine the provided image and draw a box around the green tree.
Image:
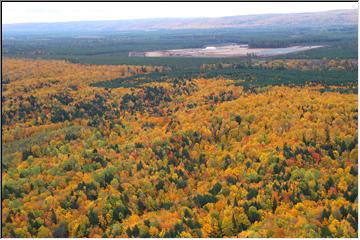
[209,183,222,195]
[247,206,260,223]
[88,209,99,226]
[52,222,69,238]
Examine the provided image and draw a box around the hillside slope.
[3,9,357,34]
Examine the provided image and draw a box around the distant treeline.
[92,65,357,93]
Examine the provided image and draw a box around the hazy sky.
[3,2,358,24]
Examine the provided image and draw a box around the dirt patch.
[130,44,323,58]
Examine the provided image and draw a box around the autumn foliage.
[1,58,358,237]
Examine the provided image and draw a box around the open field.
[132,44,323,58]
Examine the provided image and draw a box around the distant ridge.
[3,9,357,34]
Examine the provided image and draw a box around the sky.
[2,2,358,24]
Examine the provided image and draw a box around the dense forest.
[1,13,359,237]
[1,57,358,237]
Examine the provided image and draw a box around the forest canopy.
[1,57,358,237]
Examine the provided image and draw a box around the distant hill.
[3,9,358,34]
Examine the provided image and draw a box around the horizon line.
[3,8,357,26]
